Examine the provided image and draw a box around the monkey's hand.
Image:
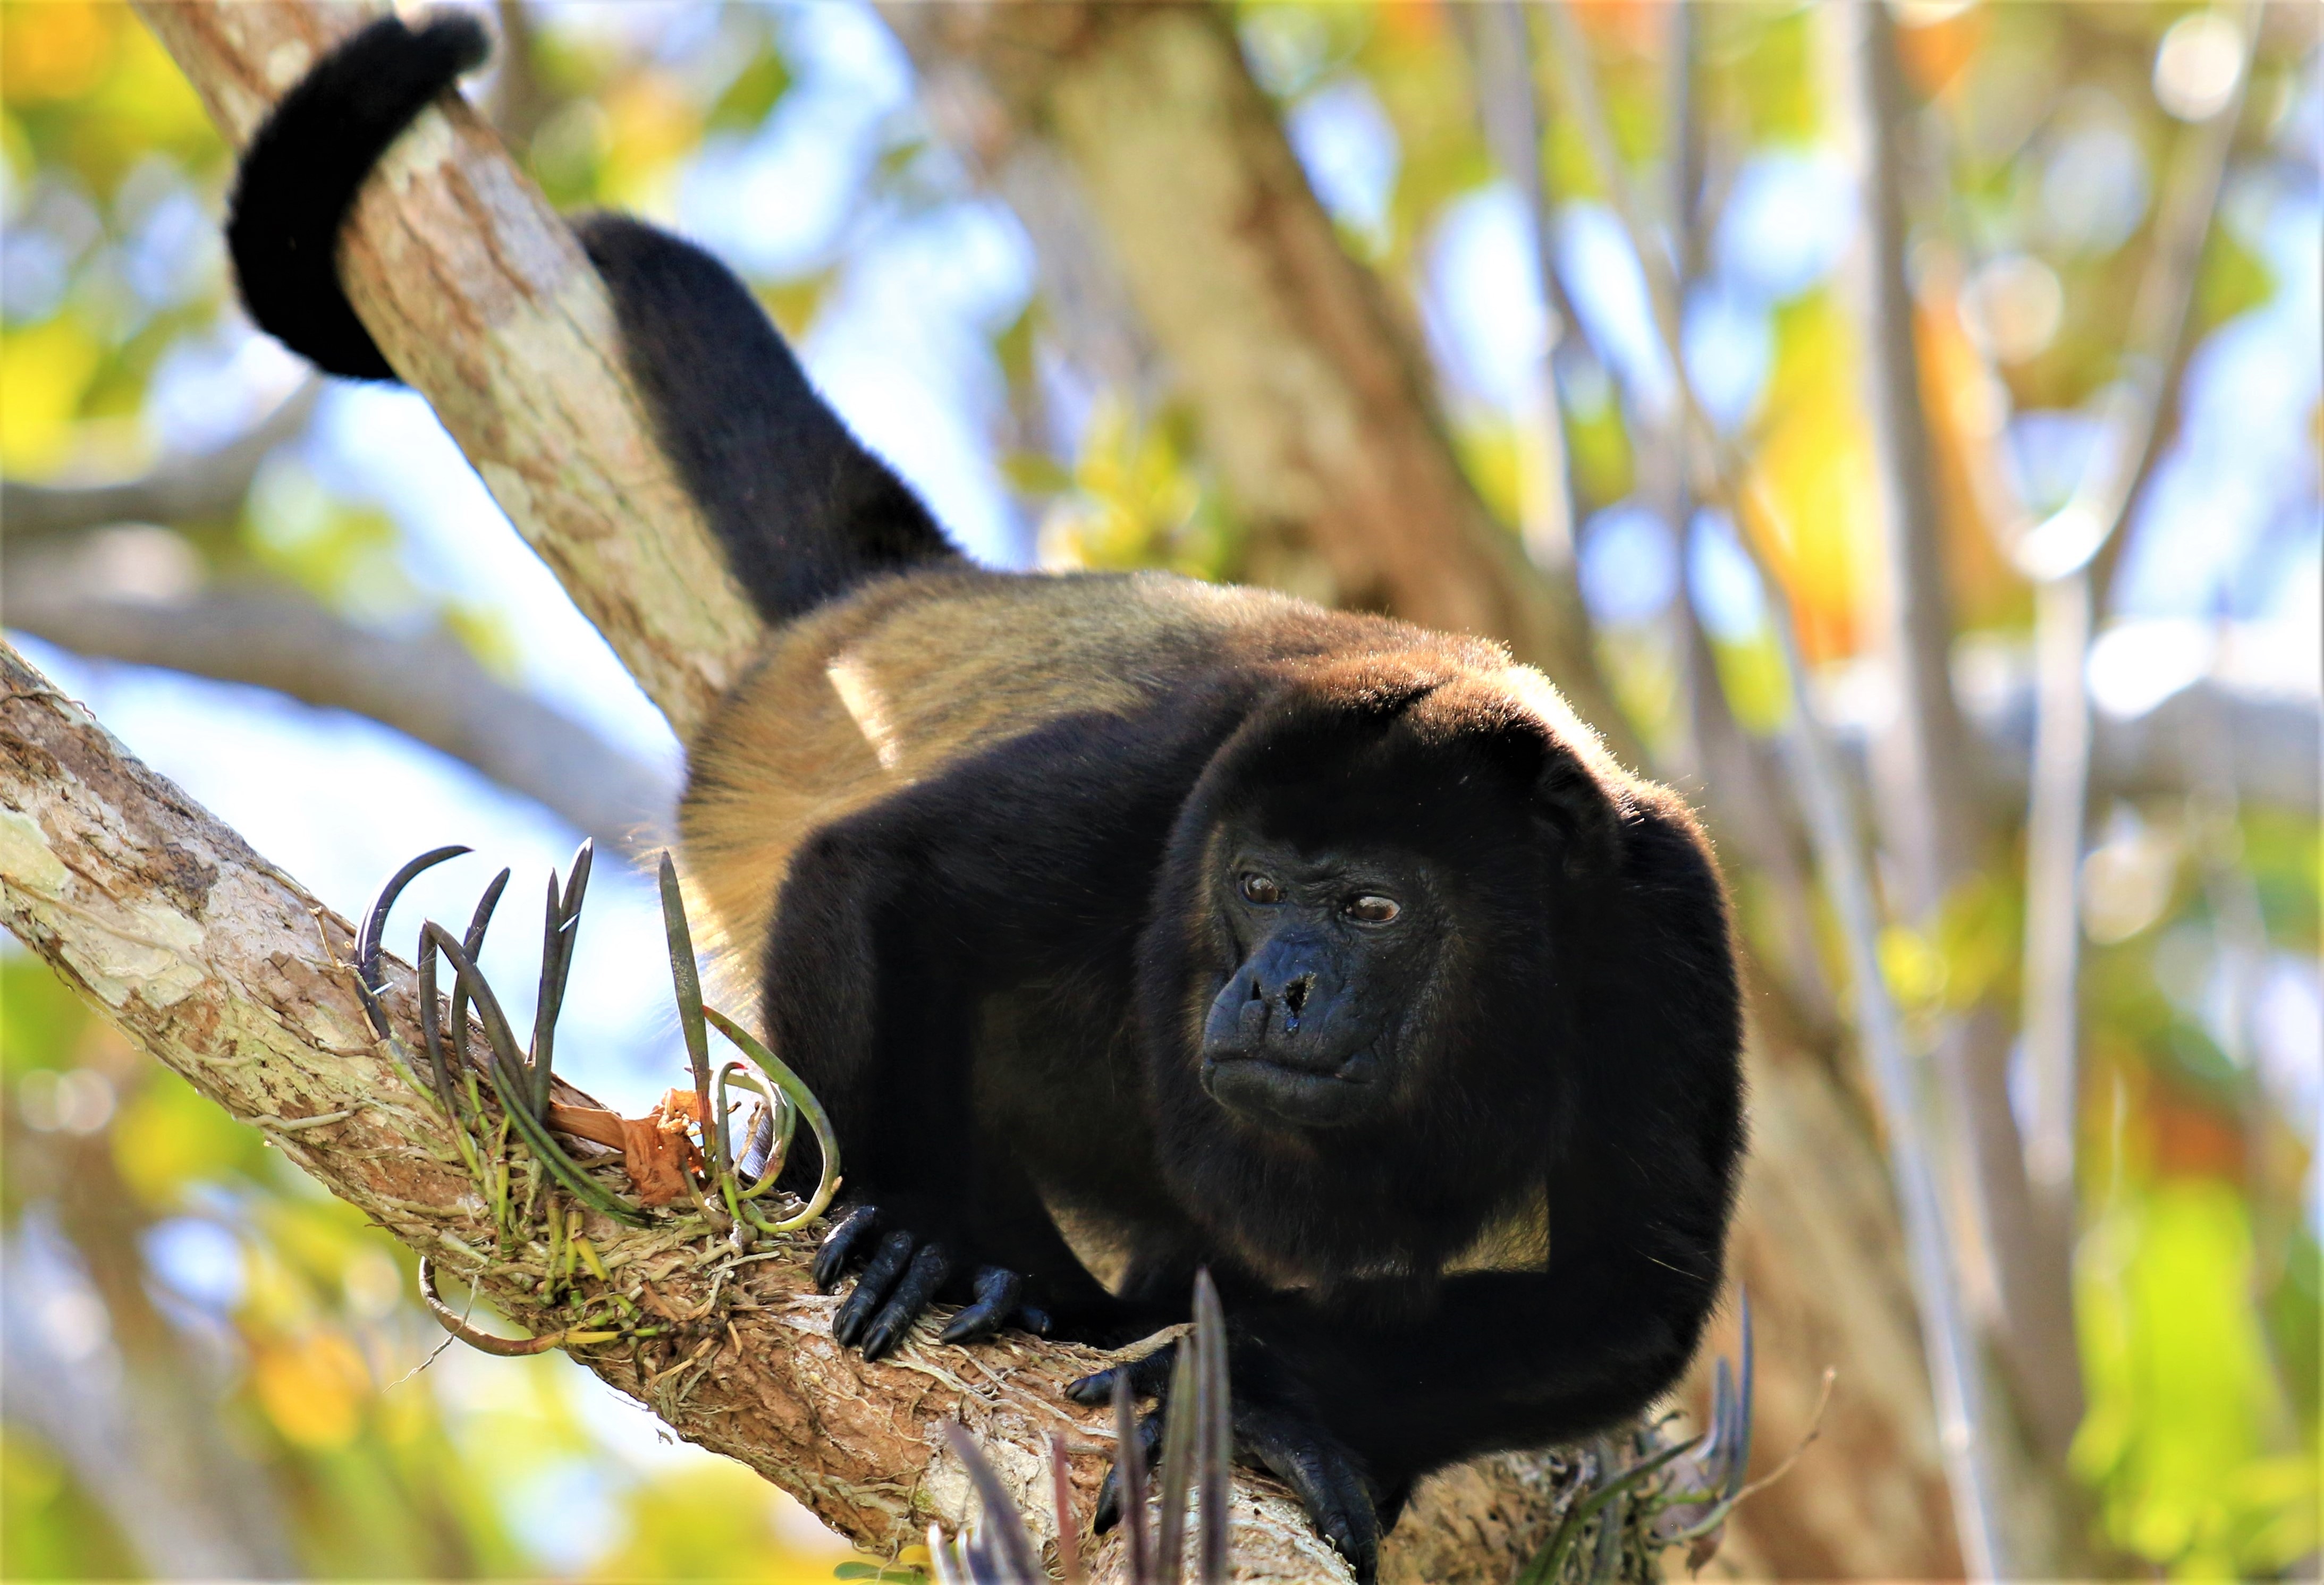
[811,1204,1040,1361]
[1067,1346,1393,1585]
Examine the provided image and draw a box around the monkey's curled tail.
[226,12,959,627]
[226,13,489,381]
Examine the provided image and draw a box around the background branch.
[1541,0,2009,1570]
[1827,1,2085,1495]
[2011,0,2255,1220]
[0,380,320,544]
[2,575,673,858]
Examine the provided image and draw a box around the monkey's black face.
[1197,837,1442,1132]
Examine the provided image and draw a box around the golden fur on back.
[682,569,1329,987]
[676,565,1609,1007]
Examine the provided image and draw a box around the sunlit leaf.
[0,314,102,473]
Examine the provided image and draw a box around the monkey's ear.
[1535,749,1622,878]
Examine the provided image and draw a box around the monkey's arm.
[1076,1176,1729,1585]
[762,694,1249,1358]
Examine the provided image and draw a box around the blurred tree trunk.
[3,1094,299,1579]
[884,2,1634,767]
[1827,0,2086,1506]
[883,4,1965,1574]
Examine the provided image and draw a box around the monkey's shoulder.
[673,564,1552,979]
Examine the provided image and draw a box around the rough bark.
[4,635,1593,1582]
[2,573,674,858]
[130,0,759,741]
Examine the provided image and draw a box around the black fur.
[226,13,488,380]
[227,16,954,623]
[574,217,958,622]
[228,26,1746,1582]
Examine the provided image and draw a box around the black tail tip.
[225,7,494,382]
[411,10,493,77]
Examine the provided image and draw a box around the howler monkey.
[227,16,1744,1579]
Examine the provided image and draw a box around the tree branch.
[0,381,322,544]
[1827,4,2085,1494]
[6,634,1591,1582]
[1,575,673,859]
[129,0,760,739]
[2011,0,2255,1215]
[896,5,1980,1575]
[878,2,1635,768]
[1541,1,2009,1570]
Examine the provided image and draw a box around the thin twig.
[2012,0,2255,1198]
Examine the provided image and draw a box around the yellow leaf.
[0,3,118,104]
[109,1067,267,1209]
[253,1329,371,1451]
[0,317,103,475]
[1745,293,1882,663]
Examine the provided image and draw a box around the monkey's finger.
[1091,1410,1167,1533]
[813,1204,880,1293]
[936,1265,1023,1345]
[860,1243,954,1361]
[1015,1302,1053,1337]
[1236,1408,1381,1584]
[831,1229,917,1347]
[1066,1343,1178,1408]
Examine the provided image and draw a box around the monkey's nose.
[1281,974,1313,1031]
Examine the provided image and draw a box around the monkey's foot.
[813,1205,1034,1360]
[1071,1346,1387,1584]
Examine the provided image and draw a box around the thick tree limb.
[1,576,674,858]
[5,635,1599,1581]
[130,0,759,739]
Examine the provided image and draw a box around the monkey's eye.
[1239,874,1283,905]
[1343,894,1401,925]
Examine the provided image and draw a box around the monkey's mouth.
[1199,1048,1382,1130]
